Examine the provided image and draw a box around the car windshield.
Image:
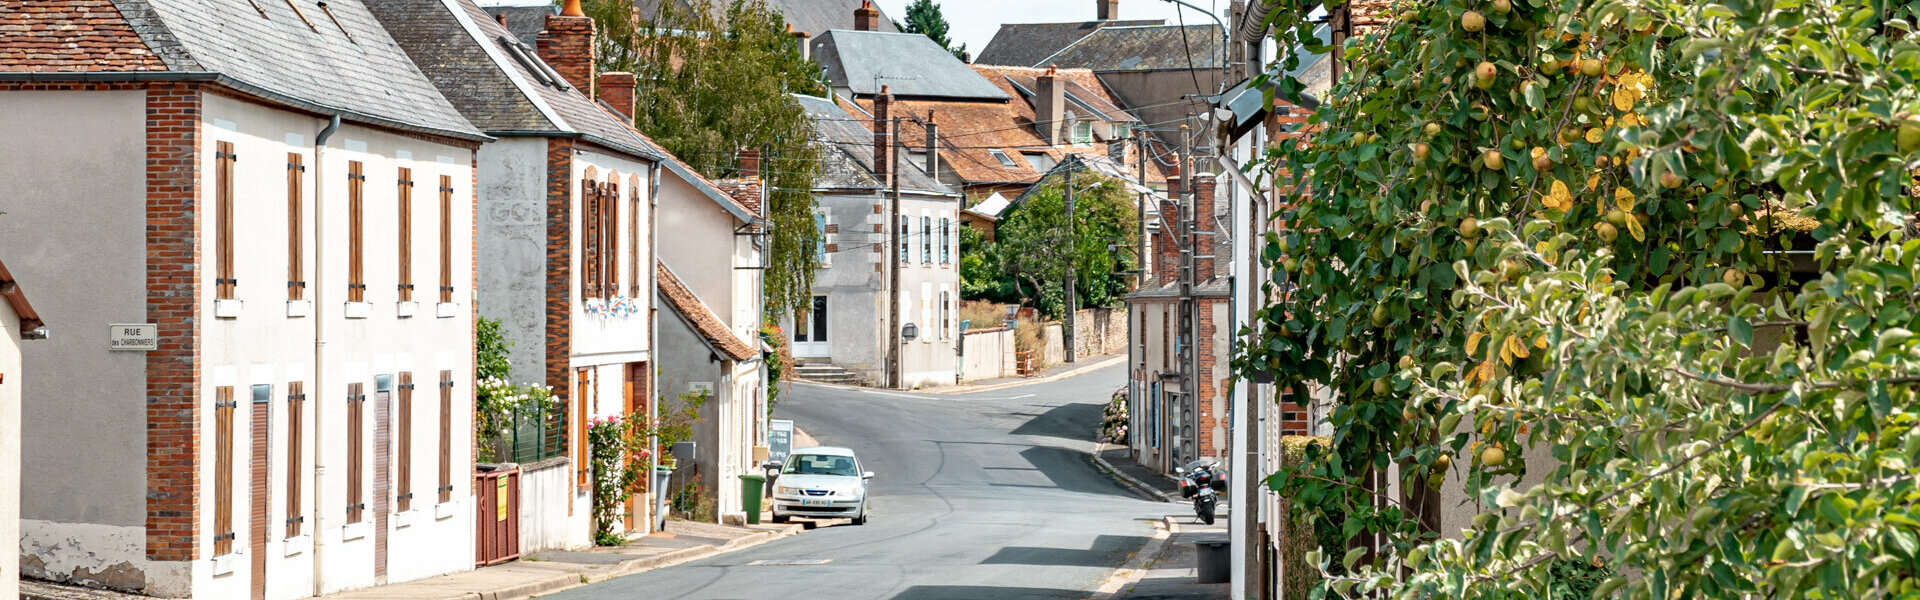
[784,454,859,477]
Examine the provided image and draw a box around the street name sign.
[109,324,158,351]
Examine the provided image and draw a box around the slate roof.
[481,4,556,47]
[811,30,1006,101]
[1041,24,1225,71]
[992,66,1138,124]
[368,0,663,160]
[764,0,897,36]
[0,257,45,333]
[795,93,950,195]
[2,0,488,139]
[974,20,1163,67]
[657,260,757,361]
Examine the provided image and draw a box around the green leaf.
[1343,546,1367,571]
[1729,316,1753,348]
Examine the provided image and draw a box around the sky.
[868,0,1231,57]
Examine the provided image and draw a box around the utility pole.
[1136,130,1147,288]
[1062,156,1077,364]
[886,116,903,389]
[1179,119,1196,464]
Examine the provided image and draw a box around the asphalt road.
[545,363,1168,600]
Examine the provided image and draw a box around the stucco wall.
[958,328,1015,382]
[476,138,552,385]
[1,294,23,600]
[0,89,158,591]
[806,192,959,388]
[568,147,652,363]
[656,177,737,310]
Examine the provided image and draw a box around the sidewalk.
[315,519,799,600]
[1093,443,1182,503]
[931,353,1126,394]
[1101,514,1232,600]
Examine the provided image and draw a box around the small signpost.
[109,324,157,351]
[768,419,794,466]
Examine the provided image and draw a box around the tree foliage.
[588,0,825,318]
[961,169,1138,317]
[1240,0,1920,597]
[893,0,966,61]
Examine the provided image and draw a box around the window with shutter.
[287,153,306,300]
[347,382,364,523]
[214,386,236,555]
[814,213,827,262]
[439,371,454,504]
[922,216,932,264]
[940,218,950,264]
[575,369,590,493]
[397,169,414,303]
[439,176,454,304]
[216,142,237,300]
[582,178,601,299]
[347,161,366,302]
[600,182,617,299]
[898,215,908,263]
[395,373,413,512]
[629,180,642,297]
[286,382,305,538]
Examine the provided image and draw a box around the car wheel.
[771,513,789,524]
[852,506,868,526]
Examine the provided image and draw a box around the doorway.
[792,295,829,358]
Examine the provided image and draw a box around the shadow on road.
[978,534,1151,567]
[1008,401,1103,442]
[1016,446,1138,500]
[887,585,1094,599]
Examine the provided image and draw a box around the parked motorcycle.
[1175,458,1227,524]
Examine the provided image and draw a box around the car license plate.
[801,499,832,507]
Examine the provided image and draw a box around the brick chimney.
[1035,66,1065,145]
[788,23,812,60]
[854,0,881,31]
[597,72,636,122]
[873,85,893,185]
[738,147,761,179]
[923,110,940,180]
[1097,0,1119,20]
[1155,162,1183,282]
[537,0,597,94]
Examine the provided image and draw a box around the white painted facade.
[0,262,29,600]
[800,191,961,389]
[1,89,478,598]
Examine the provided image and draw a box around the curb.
[1087,517,1175,599]
[1091,440,1176,503]
[931,355,1126,394]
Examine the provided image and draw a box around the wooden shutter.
[582,178,601,299]
[215,142,237,300]
[395,373,413,512]
[629,185,642,296]
[575,370,589,492]
[248,385,270,600]
[348,161,366,303]
[397,169,414,303]
[287,153,306,300]
[439,176,454,304]
[605,182,619,298]
[438,371,454,504]
[214,387,236,555]
[347,382,364,524]
[286,382,305,538]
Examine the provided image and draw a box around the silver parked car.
[770,446,872,525]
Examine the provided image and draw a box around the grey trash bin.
[1194,540,1230,584]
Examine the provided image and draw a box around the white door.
[793,296,829,358]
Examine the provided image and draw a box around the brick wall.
[1195,298,1222,458]
[145,83,203,561]
[536,13,597,95]
[543,139,574,406]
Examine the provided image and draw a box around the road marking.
[745,559,834,566]
[854,388,932,400]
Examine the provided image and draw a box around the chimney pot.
[855,0,880,31]
[495,13,506,26]
[1097,0,1119,20]
[561,0,583,17]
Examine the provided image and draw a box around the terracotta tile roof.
[0,257,45,332]
[656,260,756,361]
[0,0,168,72]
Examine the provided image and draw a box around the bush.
[960,300,1007,331]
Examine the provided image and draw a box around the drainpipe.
[311,113,340,595]
[647,160,662,533]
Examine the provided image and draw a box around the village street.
[545,364,1169,599]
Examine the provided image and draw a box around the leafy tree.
[1241,0,1920,597]
[586,0,825,318]
[968,169,1137,317]
[893,0,966,61]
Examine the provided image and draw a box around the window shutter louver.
[582,178,600,299]
[629,185,642,297]
[605,182,619,298]
[347,382,364,523]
